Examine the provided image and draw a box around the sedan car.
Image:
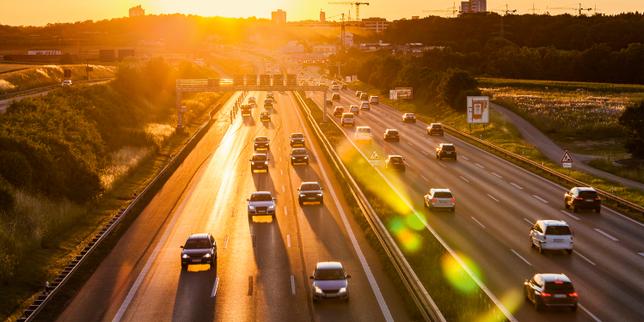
[564,187,601,213]
[180,233,217,270]
[290,148,310,165]
[435,143,457,160]
[331,93,341,101]
[259,111,271,122]
[340,113,355,127]
[298,181,323,205]
[250,153,269,173]
[333,106,344,117]
[310,262,351,302]
[61,79,72,87]
[349,105,360,115]
[383,129,400,142]
[253,136,270,151]
[290,133,305,147]
[247,191,276,217]
[423,188,455,212]
[402,113,416,123]
[530,220,574,254]
[384,155,406,172]
[427,123,444,136]
[354,126,372,141]
[359,101,370,111]
[524,273,578,311]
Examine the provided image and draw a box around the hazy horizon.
[0,0,642,26]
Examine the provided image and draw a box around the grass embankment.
[298,93,505,322]
[349,81,644,210]
[0,64,115,96]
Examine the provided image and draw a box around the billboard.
[467,96,490,124]
[389,87,413,100]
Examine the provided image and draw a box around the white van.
[340,113,355,127]
[354,126,372,141]
[369,95,379,105]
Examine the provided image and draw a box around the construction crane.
[547,3,593,15]
[329,2,370,21]
[423,2,458,17]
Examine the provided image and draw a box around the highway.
[307,88,644,322]
[56,91,414,322]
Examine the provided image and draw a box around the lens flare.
[405,212,427,231]
[441,252,483,294]
[474,289,524,322]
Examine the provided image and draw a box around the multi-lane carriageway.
[56,92,414,322]
[307,89,644,322]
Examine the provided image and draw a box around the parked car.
[250,153,269,173]
[564,187,601,213]
[331,93,341,101]
[427,123,444,136]
[423,188,455,211]
[180,233,217,270]
[341,113,355,127]
[298,181,323,205]
[359,101,370,111]
[384,155,406,172]
[383,128,400,142]
[290,148,310,166]
[524,273,578,311]
[253,136,270,151]
[290,133,305,147]
[333,106,344,117]
[349,104,360,115]
[369,95,379,105]
[247,191,276,217]
[354,126,372,141]
[435,143,457,160]
[529,220,574,254]
[310,262,351,302]
[402,113,416,123]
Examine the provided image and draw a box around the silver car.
[310,261,350,302]
[247,191,276,217]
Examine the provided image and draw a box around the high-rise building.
[272,9,287,24]
[460,0,486,13]
[129,5,145,17]
[320,10,326,22]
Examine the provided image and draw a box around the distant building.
[129,5,145,17]
[341,32,354,47]
[361,17,388,33]
[27,49,62,55]
[320,10,326,23]
[411,15,420,20]
[272,9,287,24]
[460,0,486,13]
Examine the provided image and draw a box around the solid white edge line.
[487,194,499,202]
[594,228,619,242]
[287,234,291,248]
[211,276,220,298]
[510,249,532,266]
[573,250,597,266]
[420,174,429,182]
[523,218,534,225]
[290,274,296,295]
[475,163,485,169]
[312,95,516,322]
[293,94,394,322]
[579,303,603,322]
[510,182,523,190]
[459,175,470,183]
[491,172,503,178]
[532,194,549,203]
[560,209,580,221]
[461,155,470,160]
[223,235,229,249]
[438,162,447,168]
[284,206,288,216]
[471,216,487,229]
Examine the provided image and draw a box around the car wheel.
[530,238,535,249]
[564,201,569,209]
[450,207,455,213]
[319,199,324,205]
[298,199,303,206]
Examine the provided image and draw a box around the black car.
[385,155,406,171]
[290,133,305,147]
[435,143,457,160]
[254,136,270,151]
[291,148,310,165]
[402,113,416,123]
[180,233,217,270]
[240,104,252,117]
[331,93,341,101]
[427,123,444,136]
[250,153,269,173]
[383,129,400,142]
[260,111,271,122]
[333,106,344,117]
[298,181,323,205]
[564,187,601,213]
[524,273,578,311]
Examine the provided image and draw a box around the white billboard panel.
[467,96,490,124]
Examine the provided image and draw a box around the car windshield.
[301,183,321,191]
[252,154,267,161]
[545,281,575,293]
[250,193,272,201]
[358,128,371,133]
[433,192,453,198]
[184,238,210,249]
[255,137,268,142]
[432,124,442,129]
[387,130,398,135]
[390,157,403,163]
[292,149,307,155]
[291,133,304,139]
[442,145,455,151]
[545,225,572,235]
[315,268,345,280]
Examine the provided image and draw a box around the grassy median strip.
[297,92,506,322]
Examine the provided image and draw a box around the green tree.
[439,70,480,111]
[619,101,644,158]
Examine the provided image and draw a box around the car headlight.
[249,205,256,210]
[268,205,275,210]
[263,161,268,165]
[299,193,305,197]
[314,286,323,294]
[317,193,323,197]
[339,287,347,293]
[291,156,296,159]
[303,156,308,159]
[182,254,189,259]
[203,253,211,258]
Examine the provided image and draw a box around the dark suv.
[435,143,457,160]
[180,233,217,271]
[524,273,578,311]
[253,136,270,151]
[383,129,400,142]
[385,155,406,172]
[427,123,444,136]
[564,187,601,213]
[290,148,310,166]
[250,153,269,173]
[298,181,324,205]
[290,133,305,147]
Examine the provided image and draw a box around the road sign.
[368,151,381,166]
[561,150,573,168]
[467,96,490,124]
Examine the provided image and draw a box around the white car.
[359,101,370,110]
[529,220,573,254]
[424,188,455,211]
[354,126,372,141]
[349,105,360,115]
[61,79,72,87]
[369,95,379,105]
[341,113,355,127]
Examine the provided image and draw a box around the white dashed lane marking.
[510,249,532,266]
[594,228,619,242]
[560,209,580,221]
[532,194,548,203]
[491,172,503,179]
[459,175,470,183]
[475,163,485,169]
[471,216,486,229]
[574,251,597,266]
[487,194,499,202]
[510,182,523,190]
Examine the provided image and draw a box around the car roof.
[255,136,268,140]
[356,126,371,130]
[290,132,303,136]
[430,188,451,193]
[316,261,343,270]
[388,154,403,158]
[291,148,307,153]
[342,112,354,116]
[188,233,210,240]
[253,152,267,157]
[537,219,569,227]
[575,187,596,192]
[385,128,398,132]
[430,123,442,126]
[361,100,369,103]
[252,191,272,196]
[439,143,454,147]
[536,273,571,283]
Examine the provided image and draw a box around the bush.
[0,185,13,213]
[0,151,33,189]
[439,70,480,111]
[619,100,644,158]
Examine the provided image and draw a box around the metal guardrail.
[294,92,445,322]
[17,92,242,322]
[442,124,644,217]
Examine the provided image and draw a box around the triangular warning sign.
[561,150,573,163]
[369,151,380,160]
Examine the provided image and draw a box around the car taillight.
[431,198,437,203]
[568,292,578,297]
[594,197,601,200]
[575,197,584,200]
[451,198,456,203]
[540,292,552,297]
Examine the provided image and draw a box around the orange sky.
[1,0,642,26]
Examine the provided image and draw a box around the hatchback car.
[385,155,406,172]
[354,126,372,141]
[383,129,400,142]
[369,95,379,105]
[240,105,252,117]
[61,79,72,87]
[424,188,455,211]
[298,181,323,205]
[349,105,360,115]
[333,106,344,117]
[250,153,269,173]
[290,148,310,165]
[360,93,369,101]
[436,143,457,160]
[290,133,305,147]
[402,113,416,123]
[530,220,574,254]
[247,191,276,217]
[180,233,217,270]
[427,123,444,136]
[360,101,370,111]
[310,262,351,302]
[331,93,341,101]
[524,273,578,311]
[564,187,601,213]
[259,111,271,122]
[253,136,270,151]
[341,113,355,127]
